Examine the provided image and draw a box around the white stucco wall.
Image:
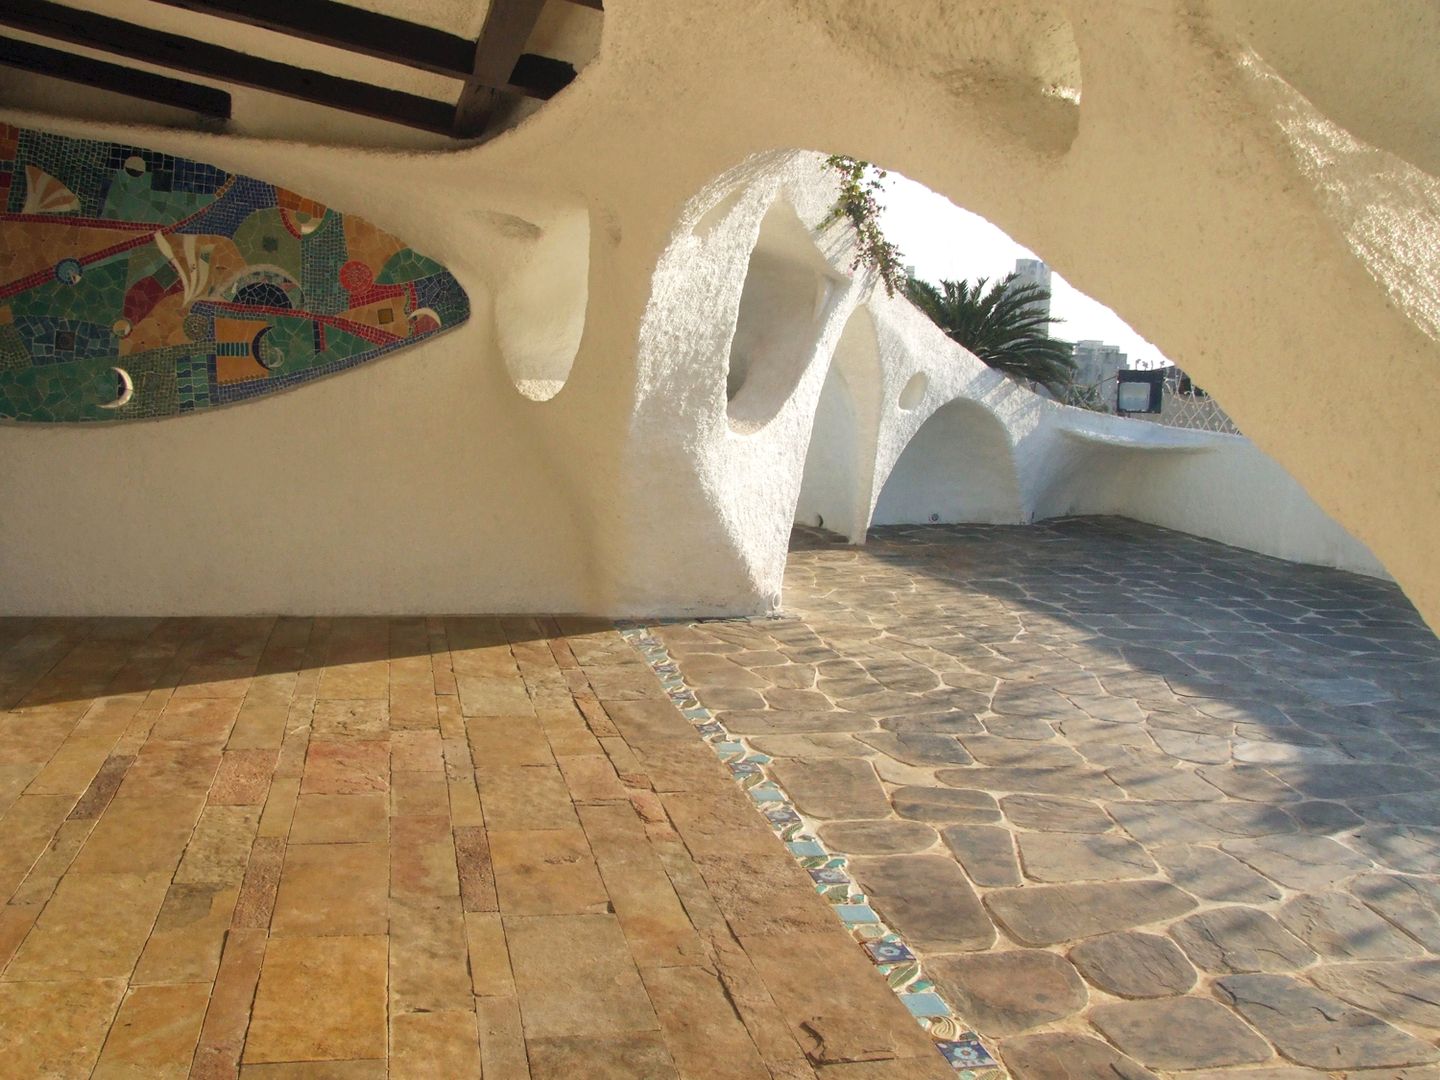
[0,0,1434,620]
[1046,434,1390,578]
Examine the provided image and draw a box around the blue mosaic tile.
[834,903,880,925]
[864,939,917,965]
[761,806,802,828]
[938,1037,1000,1070]
[901,992,952,1018]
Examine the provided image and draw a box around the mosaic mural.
[0,125,468,422]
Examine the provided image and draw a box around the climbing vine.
[821,155,907,297]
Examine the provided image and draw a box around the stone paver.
[1278,892,1427,960]
[1068,931,1197,998]
[986,880,1197,946]
[998,1032,1158,1080]
[819,819,937,854]
[1089,997,1272,1070]
[1217,973,1440,1069]
[1170,906,1318,973]
[1015,832,1157,882]
[0,614,944,1077]
[660,518,1440,1077]
[850,854,996,952]
[1310,959,1440,1031]
[926,951,1087,1036]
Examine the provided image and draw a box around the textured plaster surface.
[0,0,1433,621]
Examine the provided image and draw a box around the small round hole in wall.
[899,371,928,410]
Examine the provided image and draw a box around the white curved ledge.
[1059,424,1222,453]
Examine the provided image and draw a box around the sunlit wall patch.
[0,125,469,423]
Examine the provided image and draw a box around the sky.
[879,173,1173,369]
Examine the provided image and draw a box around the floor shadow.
[775,516,1440,836]
[0,614,615,711]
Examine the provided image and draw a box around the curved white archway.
[794,304,884,541]
[794,363,859,534]
[871,397,1024,527]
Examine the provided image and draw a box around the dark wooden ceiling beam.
[0,34,232,119]
[146,0,475,78]
[145,0,577,100]
[0,0,457,133]
[0,0,585,138]
[453,0,547,137]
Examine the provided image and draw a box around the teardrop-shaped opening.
[898,372,927,410]
[726,201,844,433]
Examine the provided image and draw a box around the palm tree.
[904,273,1076,396]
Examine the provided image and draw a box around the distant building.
[1012,258,1052,326]
[1070,339,1127,396]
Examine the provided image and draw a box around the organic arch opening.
[871,399,1023,527]
[726,201,844,433]
[794,364,859,535]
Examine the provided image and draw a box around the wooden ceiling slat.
[454,0,547,137]
[0,0,459,133]
[144,0,578,99]
[0,34,232,119]
[146,0,475,78]
[0,0,586,138]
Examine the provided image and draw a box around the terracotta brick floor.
[0,616,949,1079]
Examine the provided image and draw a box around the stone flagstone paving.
[0,614,955,1078]
[653,518,1440,1080]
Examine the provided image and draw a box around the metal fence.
[1149,389,1241,434]
[1072,372,1241,436]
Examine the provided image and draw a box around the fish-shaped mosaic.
[0,126,468,422]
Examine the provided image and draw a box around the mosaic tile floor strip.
[620,621,1007,1080]
[0,125,468,422]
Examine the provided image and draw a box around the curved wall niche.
[725,201,843,434]
[493,208,590,402]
